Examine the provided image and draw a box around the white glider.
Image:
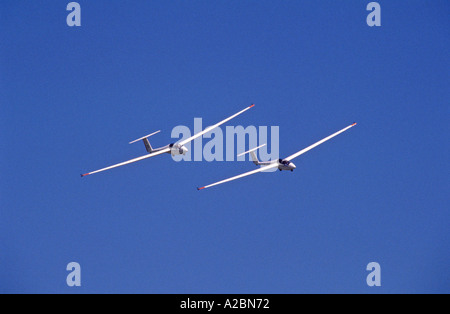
[197,122,357,190]
[81,104,255,177]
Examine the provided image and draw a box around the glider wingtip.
[352,122,357,126]
[197,187,205,191]
[81,173,90,177]
[249,104,255,108]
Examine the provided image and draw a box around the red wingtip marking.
[249,104,255,108]
[81,173,90,177]
[352,122,357,126]
[197,187,205,190]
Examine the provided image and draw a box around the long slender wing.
[178,104,255,146]
[81,148,170,177]
[197,163,278,190]
[285,123,357,161]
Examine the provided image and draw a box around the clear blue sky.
[1,1,448,293]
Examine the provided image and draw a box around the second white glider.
[197,122,357,190]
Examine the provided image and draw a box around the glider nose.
[182,146,189,154]
[291,163,296,169]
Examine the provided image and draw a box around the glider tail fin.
[237,144,266,166]
[249,151,260,165]
[142,138,153,153]
[129,130,161,153]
